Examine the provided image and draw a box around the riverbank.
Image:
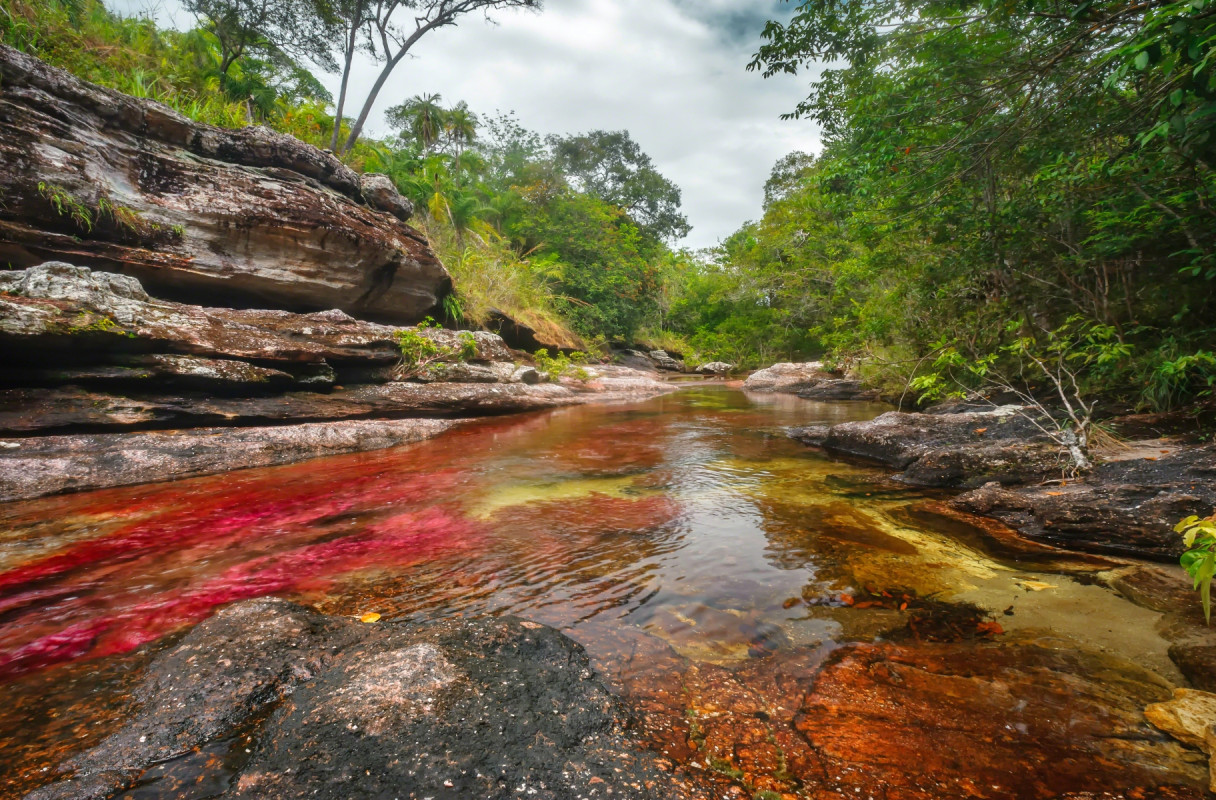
[0,263,676,502]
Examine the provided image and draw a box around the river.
[0,388,1207,798]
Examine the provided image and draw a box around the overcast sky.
[116,0,820,249]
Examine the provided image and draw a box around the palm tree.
[443,101,479,183]
[385,93,446,154]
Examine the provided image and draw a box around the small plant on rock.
[534,348,590,382]
[1177,513,1216,624]
[393,318,477,379]
[37,181,93,232]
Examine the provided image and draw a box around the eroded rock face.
[0,264,675,500]
[25,599,697,800]
[0,45,448,322]
[953,445,1216,560]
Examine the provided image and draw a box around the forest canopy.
[3,0,1214,410]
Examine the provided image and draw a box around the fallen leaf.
[1046,491,1063,496]
[839,594,855,606]
[782,597,802,609]
[360,612,381,624]
[1016,579,1055,591]
[976,621,1004,636]
[974,427,988,435]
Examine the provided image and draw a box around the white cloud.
[112,0,823,248]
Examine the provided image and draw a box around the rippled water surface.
[0,388,1205,798]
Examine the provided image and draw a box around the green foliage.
[664,0,1216,406]
[533,348,590,383]
[37,181,92,231]
[392,317,476,379]
[1177,514,1216,624]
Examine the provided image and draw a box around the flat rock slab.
[0,45,449,322]
[790,406,1060,487]
[953,444,1216,560]
[25,598,698,800]
[0,418,458,502]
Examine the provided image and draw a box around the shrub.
[1177,513,1216,624]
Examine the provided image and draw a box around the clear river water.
[0,388,1208,798]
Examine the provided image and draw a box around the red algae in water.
[0,473,482,681]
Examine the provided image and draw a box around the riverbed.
[0,388,1209,798]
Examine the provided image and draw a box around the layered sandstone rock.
[0,44,449,322]
[0,264,675,500]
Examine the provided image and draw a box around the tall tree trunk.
[341,50,406,154]
[329,27,358,152]
[342,19,438,154]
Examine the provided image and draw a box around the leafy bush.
[1177,514,1216,624]
[534,348,590,382]
[392,318,477,379]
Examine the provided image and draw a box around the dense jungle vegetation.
[3,0,1215,411]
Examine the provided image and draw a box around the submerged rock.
[0,45,449,322]
[604,630,1209,800]
[25,599,697,800]
[1145,688,1216,792]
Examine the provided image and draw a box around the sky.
[115,0,821,249]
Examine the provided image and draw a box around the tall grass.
[421,219,581,349]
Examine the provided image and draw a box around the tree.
[184,0,337,77]
[336,0,541,154]
[386,92,447,152]
[549,130,691,242]
[327,0,375,151]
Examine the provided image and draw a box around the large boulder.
[742,361,833,392]
[953,445,1216,560]
[790,406,1063,488]
[24,599,698,800]
[0,45,449,323]
[648,350,683,372]
[696,361,733,375]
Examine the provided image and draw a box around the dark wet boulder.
[790,406,1062,488]
[614,349,660,372]
[0,45,448,323]
[25,598,697,800]
[953,445,1216,561]
[649,350,684,372]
